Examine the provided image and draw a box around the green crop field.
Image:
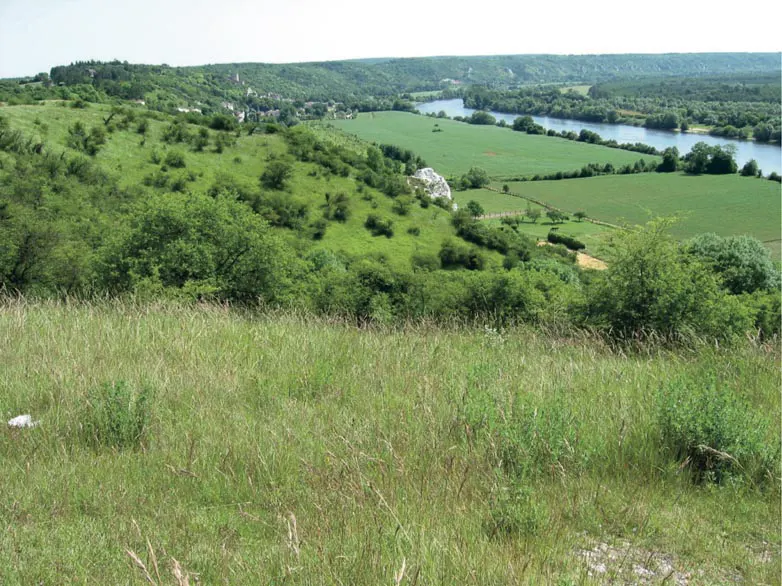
[0,301,778,583]
[491,174,782,257]
[328,112,658,179]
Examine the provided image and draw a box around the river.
[416,99,782,175]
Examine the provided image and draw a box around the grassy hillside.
[0,103,469,271]
[492,174,781,257]
[329,112,658,179]
[0,301,778,583]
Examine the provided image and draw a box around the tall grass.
[0,299,778,583]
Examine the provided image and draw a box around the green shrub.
[364,214,394,238]
[547,230,585,250]
[657,376,778,485]
[164,150,186,168]
[80,381,151,450]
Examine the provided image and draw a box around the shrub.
[547,230,585,250]
[164,150,186,168]
[364,214,394,237]
[311,218,328,240]
[657,376,778,485]
[686,233,779,295]
[406,226,420,236]
[80,381,151,450]
[587,218,755,340]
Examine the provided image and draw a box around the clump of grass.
[486,481,547,538]
[80,380,152,450]
[657,375,779,486]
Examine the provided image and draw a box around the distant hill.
[2,53,779,113]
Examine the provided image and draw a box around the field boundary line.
[482,186,626,230]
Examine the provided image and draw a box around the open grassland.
[492,173,782,257]
[0,301,779,584]
[0,104,471,270]
[328,112,658,179]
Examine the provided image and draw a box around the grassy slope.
[328,112,658,179]
[493,174,782,257]
[0,103,476,270]
[0,302,778,583]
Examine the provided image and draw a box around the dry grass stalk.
[394,557,407,585]
[126,548,157,585]
[287,512,301,558]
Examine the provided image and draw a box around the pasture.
[329,112,658,179]
[491,174,781,257]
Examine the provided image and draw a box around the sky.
[1,0,781,78]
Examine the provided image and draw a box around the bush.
[364,214,394,238]
[164,150,186,168]
[81,381,151,450]
[686,233,779,295]
[547,230,585,250]
[588,219,755,340]
[657,376,778,485]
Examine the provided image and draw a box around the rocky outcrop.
[412,168,451,201]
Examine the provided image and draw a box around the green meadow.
[0,301,778,583]
[328,112,658,179]
[493,174,781,257]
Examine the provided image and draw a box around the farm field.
[491,174,782,257]
[328,112,658,179]
[0,301,778,583]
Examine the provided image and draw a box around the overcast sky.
[1,0,780,78]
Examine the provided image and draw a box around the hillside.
[0,102,463,271]
[0,301,778,583]
[3,53,780,112]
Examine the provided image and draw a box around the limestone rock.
[412,168,452,201]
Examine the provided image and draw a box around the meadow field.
[0,301,779,584]
[491,174,781,257]
[329,112,658,179]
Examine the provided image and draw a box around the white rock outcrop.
[413,168,452,201]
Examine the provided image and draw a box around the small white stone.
[8,414,39,428]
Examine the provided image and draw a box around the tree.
[502,184,509,194]
[573,211,587,222]
[683,142,737,175]
[468,111,496,125]
[546,210,567,224]
[261,161,293,190]
[466,200,485,218]
[740,159,759,177]
[657,147,679,173]
[526,206,541,223]
[460,167,489,189]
